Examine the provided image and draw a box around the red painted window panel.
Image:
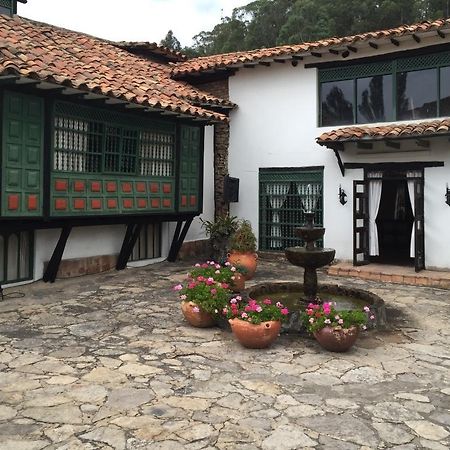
[8,194,19,210]
[55,198,68,210]
[123,199,133,209]
[91,181,101,192]
[150,183,159,193]
[162,183,172,194]
[106,182,117,192]
[163,199,171,208]
[91,199,102,209]
[136,182,146,193]
[74,199,86,210]
[55,180,68,191]
[190,195,197,206]
[137,199,147,208]
[28,195,38,211]
[151,199,160,208]
[181,195,187,207]
[107,199,118,209]
[74,181,85,192]
[121,182,132,193]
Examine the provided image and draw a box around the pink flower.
[222,307,228,315]
[225,261,231,266]
[215,264,221,269]
[363,306,370,312]
[231,267,236,272]
[370,315,375,320]
[209,261,215,266]
[221,283,229,289]
[335,315,340,320]
[338,319,344,324]
[236,296,242,301]
[180,294,187,300]
[173,284,183,291]
[192,306,200,313]
[276,302,282,308]
[263,299,272,305]
[241,312,248,319]
[362,325,367,330]
[281,308,289,315]
[206,277,214,285]
[324,319,331,324]
[195,263,201,267]
[230,298,238,304]
[197,275,205,282]
[255,306,263,313]
[244,305,251,312]
[188,282,196,289]
[309,318,315,323]
[306,309,314,316]
[211,288,217,295]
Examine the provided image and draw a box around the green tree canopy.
[160,30,181,51]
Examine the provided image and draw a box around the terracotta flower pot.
[228,252,258,280]
[181,301,215,328]
[313,326,359,352]
[231,272,245,293]
[229,318,281,349]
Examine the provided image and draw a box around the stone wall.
[194,77,231,219]
[47,254,118,279]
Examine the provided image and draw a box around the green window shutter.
[178,125,202,212]
[2,91,44,217]
[259,168,323,251]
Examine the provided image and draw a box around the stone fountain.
[285,211,335,301]
[247,188,386,331]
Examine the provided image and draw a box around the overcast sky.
[17,0,253,47]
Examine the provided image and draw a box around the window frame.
[318,50,450,127]
[52,101,176,177]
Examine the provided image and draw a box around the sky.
[17,0,253,47]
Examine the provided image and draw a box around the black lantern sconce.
[339,185,347,205]
[446,184,450,206]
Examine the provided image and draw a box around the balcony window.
[357,75,393,124]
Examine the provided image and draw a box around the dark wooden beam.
[357,142,373,150]
[386,140,401,149]
[258,61,271,66]
[116,223,143,270]
[273,58,286,63]
[347,46,357,53]
[292,55,304,61]
[437,30,446,39]
[291,60,299,67]
[391,38,400,47]
[416,139,430,148]
[168,218,193,262]
[333,148,345,177]
[43,226,72,283]
[311,52,322,58]
[342,50,350,58]
[329,49,340,55]
[412,33,421,43]
[244,63,257,68]
[368,41,378,49]
[345,161,444,170]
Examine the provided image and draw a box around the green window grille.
[0,0,14,15]
[259,168,323,251]
[319,49,450,126]
[53,102,175,176]
[0,230,34,284]
[130,223,162,261]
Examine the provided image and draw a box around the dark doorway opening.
[374,178,414,266]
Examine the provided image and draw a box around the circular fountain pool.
[247,282,386,333]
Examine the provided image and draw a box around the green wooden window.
[2,91,44,217]
[259,168,323,251]
[319,50,450,126]
[0,0,15,15]
[130,223,161,261]
[0,231,34,284]
[53,102,175,176]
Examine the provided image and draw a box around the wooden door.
[414,178,425,272]
[353,180,370,266]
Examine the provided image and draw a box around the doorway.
[375,178,414,265]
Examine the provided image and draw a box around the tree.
[160,30,181,51]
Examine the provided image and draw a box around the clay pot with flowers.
[173,266,232,328]
[224,297,289,349]
[228,220,258,280]
[302,302,375,352]
[189,260,245,293]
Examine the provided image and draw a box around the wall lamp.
[446,184,450,206]
[339,185,347,205]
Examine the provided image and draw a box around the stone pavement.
[0,258,449,450]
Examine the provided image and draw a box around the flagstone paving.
[0,258,449,449]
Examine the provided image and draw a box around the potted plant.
[190,260,245,293]
[228,219,258,280]
[224,297,289,348]
[174,275,232,328]
[201,215,238,263]
[301,302,375,352]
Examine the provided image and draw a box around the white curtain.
[406,171,421,258]
[368,172,383,256]
[266,183,289,249]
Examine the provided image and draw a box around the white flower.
[231,267,236,272]
[192,306,200,313]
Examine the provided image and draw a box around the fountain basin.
[285,247,336,269]
[247,282,386,333]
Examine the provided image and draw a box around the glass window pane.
[440,66,450,116]
[320,80,354,126]
[7,234,18,282]
[397,69,438,120]
[357,75,393,124]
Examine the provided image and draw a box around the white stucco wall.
[228,46,450,270]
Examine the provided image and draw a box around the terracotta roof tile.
[317,119,450,143]
[0,14,230,121]
[173,18,450,76]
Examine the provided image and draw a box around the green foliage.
[301,302,374,333]
[201,215,239,241]
[229,220,257,253]
[173,278,231,315]
[186,0,449,56]
[160,30,181,51]
[189,261,239,285]
[224,297,289,325]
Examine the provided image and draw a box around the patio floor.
[0,258,449,449]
